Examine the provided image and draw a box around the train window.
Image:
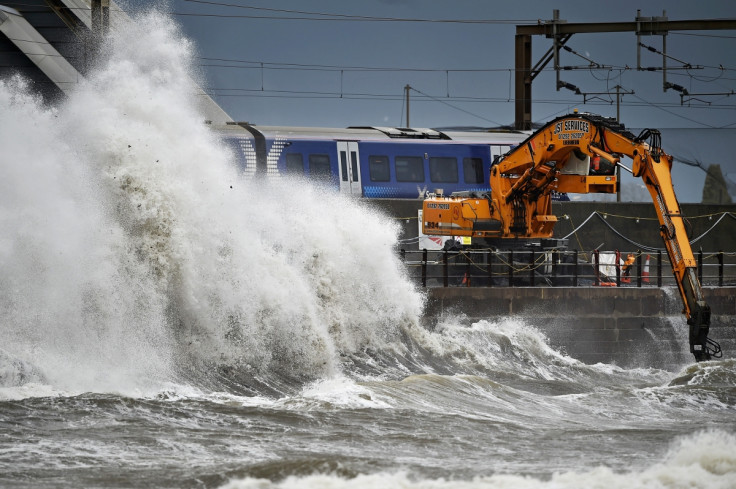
[350,151,359,182]
[340,151,348,182]
[368,155,390,182]
[309,154,331,180]
[429,157,458,183]
[463,157,484,184]
[286,153,304,174]
[395,156,425,182]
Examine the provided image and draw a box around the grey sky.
[125,0,736,201]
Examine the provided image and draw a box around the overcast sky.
[124,0,736,201]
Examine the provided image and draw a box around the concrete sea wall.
[423,286,735,370]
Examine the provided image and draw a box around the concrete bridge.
[0,0,230,123]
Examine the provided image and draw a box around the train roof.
[211,122,527,145]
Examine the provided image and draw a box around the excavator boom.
[422,112,720,361]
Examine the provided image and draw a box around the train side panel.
[356,141,504,199]
[217,125,524,198]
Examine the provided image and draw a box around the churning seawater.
[1,8,735,489]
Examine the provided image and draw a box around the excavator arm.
[599,123,717,361]
[422,113,719,361]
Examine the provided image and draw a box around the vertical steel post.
[594,249,600,286]
[530,250,535,286]
[405,85,411,127]
[514,34,532,130]
[443,250,448,288]
[487,250,494,287]
[465,252,471,287]
[421,249,427,288]
[616,84,621,202]
[509,250,514,287]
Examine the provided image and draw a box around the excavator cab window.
[589,155,615,176]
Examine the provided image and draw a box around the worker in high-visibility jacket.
[622,253,636,283]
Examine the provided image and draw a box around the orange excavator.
[422,112,720,361]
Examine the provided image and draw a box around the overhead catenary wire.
[204,86,736,109]
[196,56,736,74]
[196,60,736,118]
[192,49,736,122]
[201,92,736,120]
[407,86,504,126]
[629,93,723,128]
[672,32,736,40]
[178,0,532,23]
[198,59,515,73]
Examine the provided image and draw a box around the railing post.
[657,250,662,287]
[509,250,514,287]
[594,249,600,286]
[487,250,494,287]
[718,250,724,287]
[573,250,578,287]
[636,249,642,288]
[552,250,559,285]
[421,248,427,288]
[615,250,621,286]
[530,250,535,286]
[698,249,703,284]
[465,252,471,287]
[443,249,449,288]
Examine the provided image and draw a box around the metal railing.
[399,248,736,288]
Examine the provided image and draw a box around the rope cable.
[560,211,736,252]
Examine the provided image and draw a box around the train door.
[490,144,507,165]
[337,141,362,195]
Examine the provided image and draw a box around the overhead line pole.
[616,84,621,202]
[514,13,736,130]
[405,84,411,127]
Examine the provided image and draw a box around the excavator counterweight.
[422,112,721,362]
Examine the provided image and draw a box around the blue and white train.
[216,123,530,199]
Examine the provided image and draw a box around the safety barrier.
[399,248,736,288]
